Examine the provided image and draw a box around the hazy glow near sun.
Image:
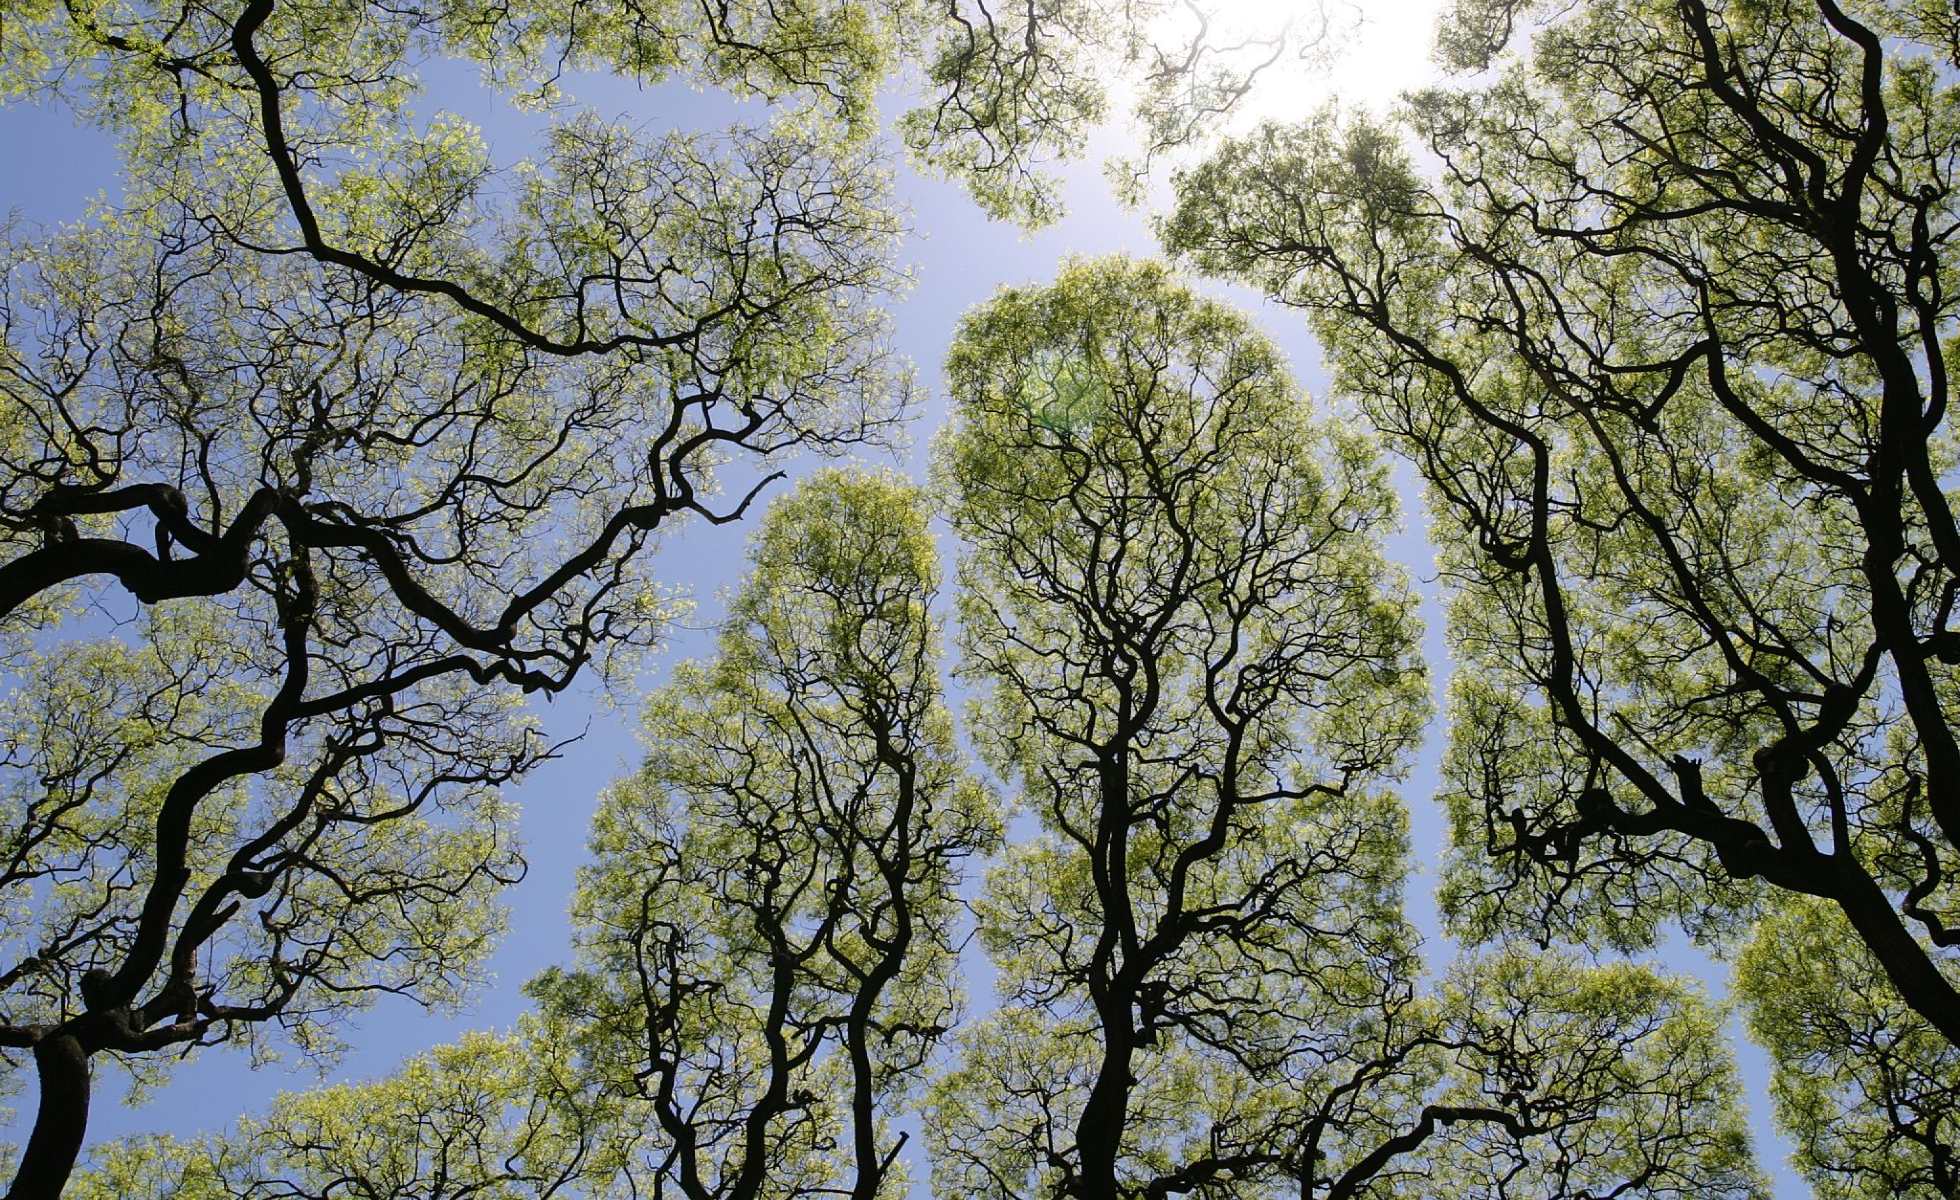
[1225,0,1452,121]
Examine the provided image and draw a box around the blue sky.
[0,17,1804,1195]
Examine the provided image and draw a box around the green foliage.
[62,267,1772,1200]
[1423,950,1759,1200]
[929,256,1760,1200]
[0,0,1333,233]
[1163,0,1960,1188]
[0,0,1354,1188]
[1737,898,1960,1198]
[67,468,998,1200]
[0,593,529,1065]
[938,256,1428,801]
[66,1025,618,1200]
[528,468,999,1198]
[8,0,1892,1182]
[0,1,916,1192]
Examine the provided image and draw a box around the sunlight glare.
[1228,0,1452,121]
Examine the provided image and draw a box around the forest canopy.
[0,0,1955,1198]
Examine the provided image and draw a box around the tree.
[64,1024,620,1200]
[526,467,998,1200]
[928,256,1761,1200]
[1159,0,1960,1188]
[0,2,913,1194]
[62,467,997,1200]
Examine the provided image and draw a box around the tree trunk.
[1074,1015,1134,1200]
[7,1032,91,1200]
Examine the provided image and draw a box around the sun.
[1207,0,1453,122]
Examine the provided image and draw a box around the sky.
[0,1,1805,1194]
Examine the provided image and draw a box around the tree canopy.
[0,0,1340,1191]
[57,276,1768,1199]
[7,0,1956,1196]
[928,255,1759,1200]
[60,466,994,1200]
[1162,0,1960,1191]
[525,468,998,1200]
[0,1,913,1194]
